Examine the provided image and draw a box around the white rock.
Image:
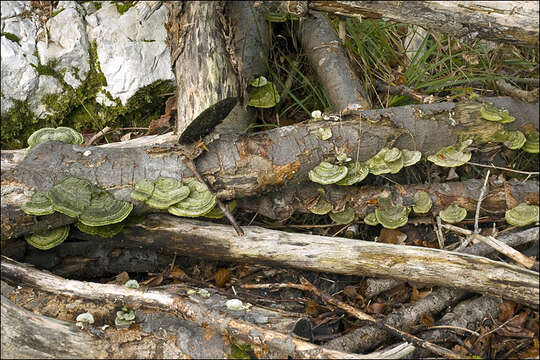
[36,1,90,88]
[29,75,63,119]
[1,1,30,19]
[87,1,174,105]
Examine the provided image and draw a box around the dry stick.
[467,161,540,176]
[441,223,536,269]
[85,126,111,146]
[298,277,463,359]
[474,170,490,234]
[0,256,406,360]
[181,155,244,236]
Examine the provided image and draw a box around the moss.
[114,1,135,15]
[1,32,21,44]
[2,39,174,149]
[93,1,102,10]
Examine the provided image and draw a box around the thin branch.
[474,170,490,234]
[467,162,539,176]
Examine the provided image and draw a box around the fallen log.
[2,97,538,239]
[66,216,539,307]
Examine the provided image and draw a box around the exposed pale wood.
[172,1,240,141]
[299,11,371,112]
[308,1,539,46]
[0,257,411,359]
[67,216,539,307]
[2,97,538,239]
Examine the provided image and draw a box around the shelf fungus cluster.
[412,191,433,214]
[427,139,473,167]
[505,203,539,227]
[439,204,467,223]
[21,177,133,249]
[489,130,527,150]
[308,148,421,186]
[26,127,83,152]
[522,130,539,154]
[131,178,217,218]
[479,105,515,123]
[362,198,410,229]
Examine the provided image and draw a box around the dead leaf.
[215,268,230,288]
[518,338,539,358]
[108,271,130,285]
[366,302,387,314]
[378,228,407,244]
[420,312,435,326]
[305,300,319,316]
[344,285,358,299]
[168,266,187,280]
[498,301,516,322]
[120,132,133,142]
[140,273,163,287]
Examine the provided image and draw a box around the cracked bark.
[2,97,538,240]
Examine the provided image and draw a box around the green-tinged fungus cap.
[490,130,526,150]
[131,178,155,202]
[505,203,539,226]
[48,177,93,218]
[413,191,432,214]
[336,162,369,185]
[364,212,379,226]
[308,162,348,184]
[375,198,410,229]
[427,139,473,167]
[203,200,237,219]
[168,180,217,217]
[248,82,280,108]
[329,207,356,224]
[27,127,83,148]
[146,178,190,209]
[522,130,539,154]
[439,204,467,223]
[367,147,404,175]
[401,149,422,167]
[25,225,70,250]
[115,306,135,328]
[479,105,515,123]
[78,189,133,227]
[21,191,54,216]
[383,147,402,163]
[75,221,125,238]
[249,76,268,87]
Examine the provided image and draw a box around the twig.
[467,162,539,176]
[441,223,535,269]
[474,170,490,234]
[496,79,539,103]
[424,325,480,337]
[85,126,111,146]
[298,277,463,359]
[435,216,445,249]
[181,156,244,236]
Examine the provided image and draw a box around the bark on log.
[0,258,412,359]
[172,1,240,142]
[2,97,538,239]
[260,1,539,46]
[299,11,371,112]
[60,216,540,307]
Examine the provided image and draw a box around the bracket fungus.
[249,76,268,87]
[27,127,84,149]
[336,162,369,185]
[439,204,467,223]
[168,179,217,217]
[203,200,237,219]
[78,189,133,227]
[308,162,348,185]
[48,177,94,218]
[375,198,410,229]
[307,189,333,215]
[366,147,404,175]
[21,191,54,216]
[522,130,539,154]
[479,105,515,123]
[329,207,356,224]
[75,221,125,238]
[505,203,539,226]
[76,312,95,328]
[427,139,473,167]
[25,225,70,250]
[145,178,190,210]
[130,178,156,202]
[363,212,379,226]
[490,130,526,150]
[248,81,280,108]
[115,306,136,328]
[401,149,422,167]
[412,191,432,214]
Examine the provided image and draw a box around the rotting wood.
[2,97,538,239]
[0,257,414,359]
[65,216,539,307]
[258,1,539,47]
